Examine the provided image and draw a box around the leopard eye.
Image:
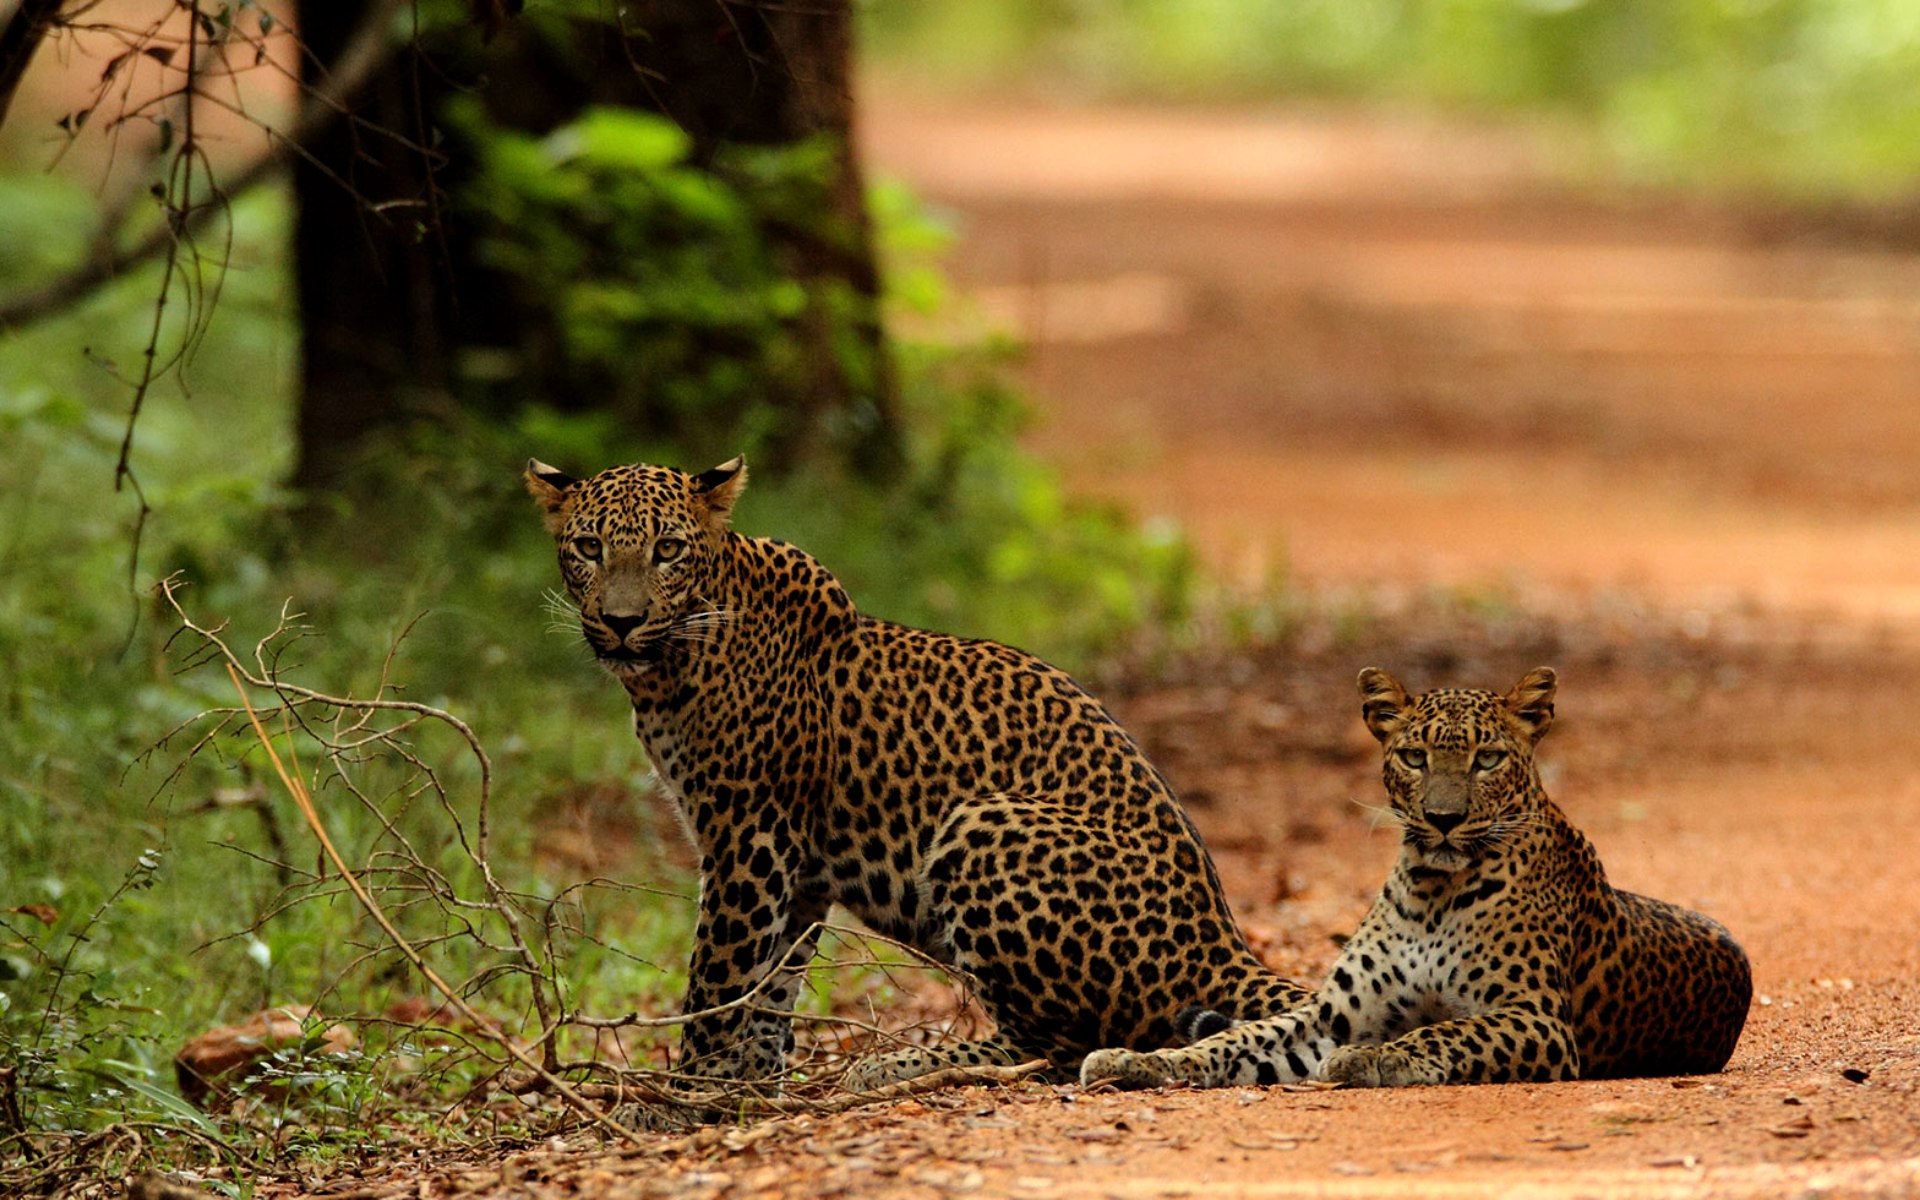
[1395,747,1427,770]
[653,536,687,564]
[571,536,603,561]
[1475,748,1508,771]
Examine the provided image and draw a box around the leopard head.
[524,456,746,678]
[1356,666,1556,871]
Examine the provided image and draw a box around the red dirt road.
[373,611,1920,1200]
[867,96,1920,630]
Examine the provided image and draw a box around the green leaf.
[116,1073,226,1135]
[649,168,744,226]
[553,108,690,173]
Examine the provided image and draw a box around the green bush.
[457,103,1194,663]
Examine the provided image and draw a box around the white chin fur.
[1423,845,1471,872]
[600,658,656,680]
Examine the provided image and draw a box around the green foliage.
[1,851,172,1134]
[864,0,1920,197]
[456,102,858,463]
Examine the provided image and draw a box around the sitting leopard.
[525,456,1307,1087]
[1083,666,1751,1090]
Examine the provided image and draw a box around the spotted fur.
[1083,667,1751,1090]
[525,457,1308,1086]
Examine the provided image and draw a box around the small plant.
[0,848,233,1193]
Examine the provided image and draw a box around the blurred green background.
[866,0,1920,197]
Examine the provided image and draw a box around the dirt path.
[865,96,1920,630]
[378,607,1920,1200]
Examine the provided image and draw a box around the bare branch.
[144,580,1017,1156]
[222,661,647,1144]
[0,0,406,330]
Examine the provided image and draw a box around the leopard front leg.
[676,831,828,1084]
[843,1037,1033,1092]
[1322,999,1580,1088]
[1081,1004,1332,1089]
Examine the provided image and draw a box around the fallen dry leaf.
[1767,1115,1817,1139]
[174,1004,356,1107]
[5,903,58,926]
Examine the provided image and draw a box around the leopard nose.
[600,612,646,641]
[1426,810,1467,834]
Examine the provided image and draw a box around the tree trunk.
[290,1,452,492]
[0,0,66,132]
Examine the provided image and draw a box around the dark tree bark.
[290,0,900,491]
[291,2,451,491]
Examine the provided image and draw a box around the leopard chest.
[1356,869,1534,1025]
[624,676,822,837]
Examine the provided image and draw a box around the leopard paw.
[1079,1048,1173,1089]
[843,1050,934,1093]
[1321,1044,1433,1088]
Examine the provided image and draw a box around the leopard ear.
[1357,668,1411,744]
[1505,666,1557,744]
[692,455,747,529]
[524,458,578,535]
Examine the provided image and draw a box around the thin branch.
[222,662,647,1146]
[0,0,406,330]
[148,582,1022,1156]
[502,1058,1047,1118]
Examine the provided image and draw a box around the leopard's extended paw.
[1079,1048,1174,1090]
[842,1050,930,1093]
[1320,1044,1434,1088]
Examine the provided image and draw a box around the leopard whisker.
[661,606,737,648]
[1352,800,1408,831]
[685,597,739,625]
[1474,815,1546,852]
[664,628,721,646]
[541,589,582,638]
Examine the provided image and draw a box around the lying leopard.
[1083,666,1751,1089]
[526,456,1307,1087]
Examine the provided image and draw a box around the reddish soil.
[868,97,1920,629]
[291,96,1920,1198]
